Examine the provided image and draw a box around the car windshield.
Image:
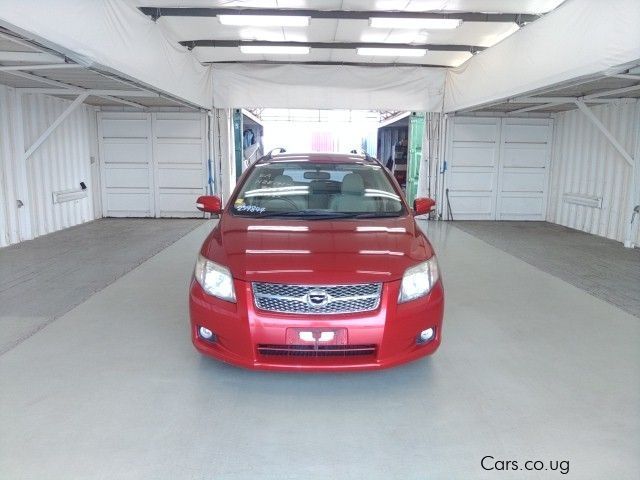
[230,160,405,219]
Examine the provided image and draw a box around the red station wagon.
[189,152,444,371]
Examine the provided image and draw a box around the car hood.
[201,215,435,284]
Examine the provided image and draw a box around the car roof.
[256,152,378,165]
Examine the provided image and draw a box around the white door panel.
[501,171,547,192]
[446,117,552,221]
[100,118,148,138]
[497,119,552,221]
[99,113,153,217]
[446,117,500,220]
[450,143,497,167]
[104,167,151,189]
[99,112,206,218]
[449,193,495,220]
[152,113,206,218]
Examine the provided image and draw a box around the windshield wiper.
[247,210,402,220]
[251,210,354,219]
[351,212,403,218]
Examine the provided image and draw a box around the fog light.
[199,326,214,341]
[417,328,435,344]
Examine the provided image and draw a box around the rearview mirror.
[413,197,436,216]
[196,195,223,214]
[303,171,330,180]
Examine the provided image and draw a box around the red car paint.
[189,153,444,371]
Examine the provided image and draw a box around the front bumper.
[189,278,444,371]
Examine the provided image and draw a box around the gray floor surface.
[454,221,640,318]
[0,218,205,355]
[0,220,638,479]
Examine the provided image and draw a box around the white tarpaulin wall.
[445,0,640,112]
[212,64,446,111]
[0,0,212,109]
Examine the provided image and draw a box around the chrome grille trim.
[252,282,382,315]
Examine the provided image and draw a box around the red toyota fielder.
[190,152,444,371]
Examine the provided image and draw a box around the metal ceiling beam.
[507,103,561,115]
[584,84,640,99]
[140,7,537,24]
[4,69,76,89]
[205,60,449,68]
[0,51,65,63]
[610,74,640,81]
[17,88,160,97]
[0,64,81,71]
[510,96,613,104]
[181,39,484,53]
[96,95,148,109]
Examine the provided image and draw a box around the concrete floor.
[0,218,205,355]
[0,220,638,479]
[454,221,640,318]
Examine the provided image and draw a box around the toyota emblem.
[306,289,329,307]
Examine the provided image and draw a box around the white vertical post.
[10,90,32,241]
[623,101,640,248]
[213,109,235,205]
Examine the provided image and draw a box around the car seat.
[329,173,376,212]
[262,174,307,210]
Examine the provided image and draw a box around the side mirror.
[413,197,436,216]
[196,195,223,214]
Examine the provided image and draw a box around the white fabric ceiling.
[212,63,446,110]
[139,0,565,67]
[444,0,640,112]
[0,0,212,109]
[1,0,638,113]
[157,17,516,67]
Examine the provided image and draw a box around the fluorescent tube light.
[218,15,310,27]
[240,45,311,55]
[369,18,462,29]
[357,47,427,57]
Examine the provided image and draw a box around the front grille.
[252,282,382,315]
[257,344,377,357]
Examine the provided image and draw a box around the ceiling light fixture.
[369,18,462,29]
[240,45,311,55]
[218,14,310,27]
[357,47,427,57]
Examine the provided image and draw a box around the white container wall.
[547,100,640,245]
[0,85,96,247]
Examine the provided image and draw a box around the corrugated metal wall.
[0,85,96,247]
[547,100,640,244]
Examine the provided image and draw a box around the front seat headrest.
[341,173,365,195]
[272,174,294,187]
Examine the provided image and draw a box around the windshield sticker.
[234,198,244,205]
[234,204,265,213]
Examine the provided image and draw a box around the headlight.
[194,254,236,302]
[398,256,439,303]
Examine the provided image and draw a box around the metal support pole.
[10,91,32,241]
[623,102,640,248]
